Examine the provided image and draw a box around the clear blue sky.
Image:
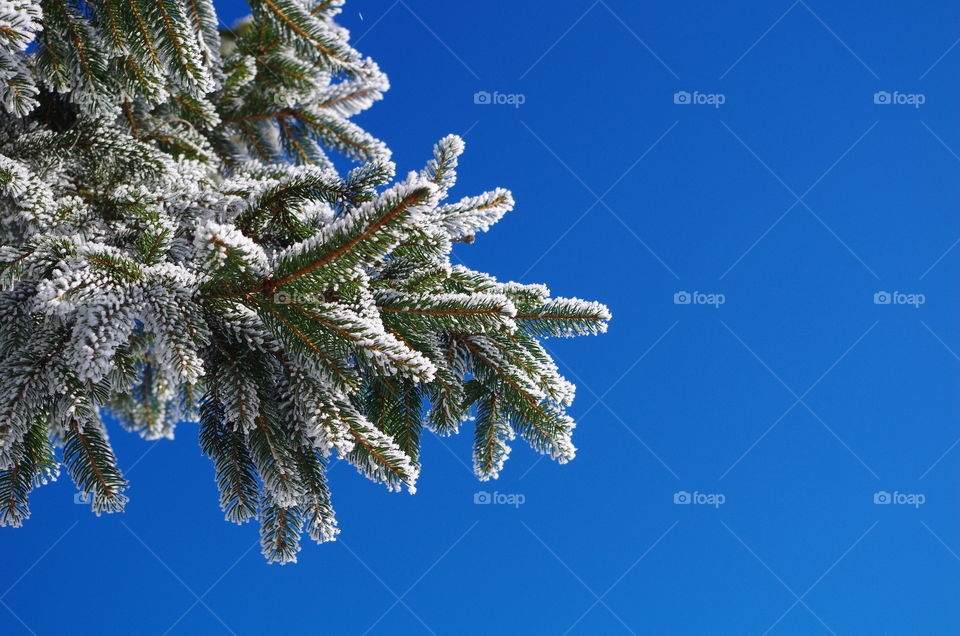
[4,1,960,634]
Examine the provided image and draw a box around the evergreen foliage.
[0,0,609,562]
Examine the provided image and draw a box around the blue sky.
[4,1,960,634]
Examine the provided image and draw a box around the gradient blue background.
[4,1,960,633]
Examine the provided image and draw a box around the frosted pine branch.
[0,0,610,563]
